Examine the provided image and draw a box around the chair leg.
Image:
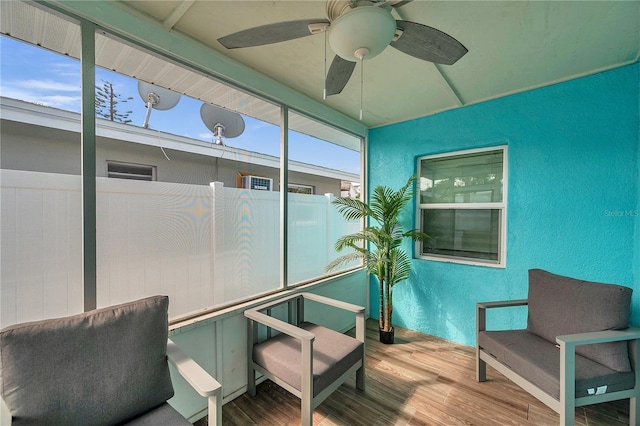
[301,397,312,426]
[630,396,638,426]
[247,364,256,397]
[476,351,486,382]
[207,393,222,426]
[560,406,575,426]
[356,365,365,391]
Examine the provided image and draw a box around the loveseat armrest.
[555,327,640,424]
[477,299,528,333]
[476,298,529,382]
[167,339,223,426]
[477,299,529,310]
[556,327,640,347]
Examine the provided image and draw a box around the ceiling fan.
[217,0,468,98]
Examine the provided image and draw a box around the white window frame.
[288,183,314,194]
[107,160,156,181]
[416,145,508,268]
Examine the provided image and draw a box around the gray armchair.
[477,269,640,425]
[245,292,365,426]
[0,295,221,425]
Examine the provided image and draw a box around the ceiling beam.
[162,1,195,31]
[433,63,464,106]
[392,5,465,107]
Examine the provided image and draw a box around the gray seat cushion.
[253,321,363,397]
[124,402,191,425]
[526,269,632,372]
[0,296,174,426]
[478,329,635,400]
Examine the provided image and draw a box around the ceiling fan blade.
[391,0,413,7]
[375,0,412,8]
[325,55,356,97]
[218,19,329,49]
[390,20,468,65]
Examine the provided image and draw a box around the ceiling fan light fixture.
[328,6,396,62]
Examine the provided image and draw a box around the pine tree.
[95,80,133,124]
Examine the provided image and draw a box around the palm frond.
[331,197,374,221]
[334,227,386,252]
[404,228,431,242]
[388,249,412,287]
[327,175,425,327]
[325,251,364,273]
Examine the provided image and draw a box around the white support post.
[81,21,97,312]
[280,106,289,288]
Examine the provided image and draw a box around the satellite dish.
[137,81,181,128]
[200,103,245,146]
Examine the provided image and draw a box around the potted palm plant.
[326,176,429,344]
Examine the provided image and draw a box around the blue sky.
[0,36,360,175]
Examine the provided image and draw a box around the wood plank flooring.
[206,319,630,425]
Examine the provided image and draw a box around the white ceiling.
[2,0,639,132]
[115,0,640,128]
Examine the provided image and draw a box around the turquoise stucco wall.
[368,63,640,347]
[636,63,640,319]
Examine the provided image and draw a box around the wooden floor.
[205,319,631,426]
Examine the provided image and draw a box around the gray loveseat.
[477,269,640,425]
[0,296,221,425]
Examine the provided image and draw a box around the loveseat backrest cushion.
[0,295,174,425]
[526,269,632,372]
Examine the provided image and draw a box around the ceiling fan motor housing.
[328,6,397,62]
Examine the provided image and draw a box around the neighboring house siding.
[1,117,345,196]
[1,120,81,175]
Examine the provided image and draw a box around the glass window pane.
[1,3,83,328]
[90,32,283,317]
[420,150,504,204]
[287,111,361,286]
[421,209,500,261]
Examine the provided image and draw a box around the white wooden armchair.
[245,292,365,426]
[0,296,222,425]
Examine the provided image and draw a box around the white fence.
[0,170,359,328]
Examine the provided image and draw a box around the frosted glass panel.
[211,184,281,305]
[92,30,284,316]
[287,111,361,285]
[0,171,84,329]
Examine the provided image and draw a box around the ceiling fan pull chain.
[359,56,364,121]
[323,31,328,100]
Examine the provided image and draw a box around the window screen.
[417,147,507,266]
